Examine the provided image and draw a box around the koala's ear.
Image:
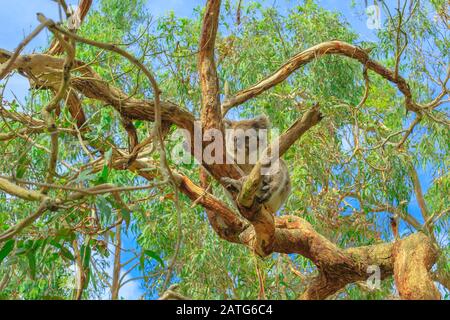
[253,115,270,129]
[223,119,232,128]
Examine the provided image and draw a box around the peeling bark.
[393,233,440,300]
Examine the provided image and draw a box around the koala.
[222,115,291,214]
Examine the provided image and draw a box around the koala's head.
[224,115,269,130]
[224,115,270,172]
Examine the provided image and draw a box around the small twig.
[396,115,421,149]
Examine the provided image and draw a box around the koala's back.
[262,159,291,213]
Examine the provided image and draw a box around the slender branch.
[38,14,173,184]
[111,213,122,300]
[433,269,450,292]
[158,284,189,300]
[409,165,430,221]
[0,21,50,79]
[235,106,322,256]
[0,201,51,242]
[72,238,86,300]
[37,25,76,192]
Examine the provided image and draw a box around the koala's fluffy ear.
[252,115,270,129]
[223,114,270,129]
[223,119,232,128]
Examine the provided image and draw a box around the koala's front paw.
[221,177,243,193]
[256,175,273,204]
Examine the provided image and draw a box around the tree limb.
[222,41,422,115]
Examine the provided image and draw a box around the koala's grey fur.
[223,115,291,214]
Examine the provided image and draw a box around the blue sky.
[0,0,439,299]
[0,0,380,105]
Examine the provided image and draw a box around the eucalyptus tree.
[0,0,448,300]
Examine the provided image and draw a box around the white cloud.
[118,278,143,300]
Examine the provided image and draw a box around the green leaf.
[15,155,30,179]
[144,250,164,268]
[80,245,91,269]
[139,252,145,271]
[0,240,15,264]
[97,196,112,222]
[121,208,131,230]
[84,268,91,290]
[27,252,37,279]
[56,245,75,261]
[72,169,97,184]
[98,165,109,184]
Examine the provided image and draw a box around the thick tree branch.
[155,171,440,300]
[198,0,241,181]
[221,41,422,115]
[393,233,440,299]
[433,269,450,292]
[0,201,51,242]
[0,50,195,130]
[199,0,222,131]
[409,165,430,221]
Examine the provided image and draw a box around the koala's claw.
[222,175,274,205]
[221,177,243,192]
[256,175,273,204]
[256,192,271,204]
